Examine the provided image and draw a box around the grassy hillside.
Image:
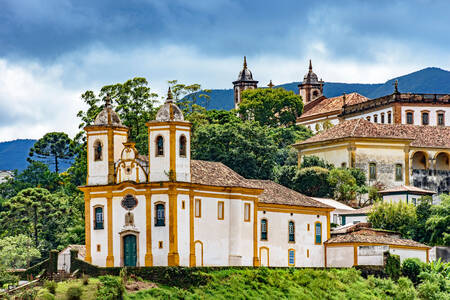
[204,67,450,111]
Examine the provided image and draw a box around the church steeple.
[298,59,324,103]
[232,56,258,110]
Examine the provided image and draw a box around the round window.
[121,194,138,210]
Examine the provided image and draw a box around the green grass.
[53,277,99,299]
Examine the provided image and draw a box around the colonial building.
[79,90,333,268]
[298,60,324,104]
[293,119,450,196]
[233,56,258,110]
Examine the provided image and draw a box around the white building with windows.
[80,89,333,268]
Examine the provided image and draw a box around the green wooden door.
[123,235,137,267]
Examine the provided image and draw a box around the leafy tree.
[275,165,297,190]
[0,234,40,268]
[348,168,367,187]
[368,201,417,237]
[168,80,211,112]
[426,194,450,246]
[412,196,433,244]
[238,88,303,127]
[0,188,70,252]
[328,168,358,204]
[301,155,334,170]
[28,132,76,173]
[292,167,331,197]
[192,121,277,179]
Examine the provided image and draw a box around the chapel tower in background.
[232,56,258,110]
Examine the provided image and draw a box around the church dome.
[236,56,255,82]
[155,88,184,122]
[94,96,124,126]
[302,60,320,84]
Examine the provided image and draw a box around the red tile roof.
[379,185,436,195]
[298,93,369,121]
[325,233,430,248]
[295,118,450,148]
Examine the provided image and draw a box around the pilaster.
[144,191,153,266]
[167,185,179,266]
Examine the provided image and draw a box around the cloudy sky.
[1,0,450,141]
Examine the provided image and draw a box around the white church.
[79,89,333,268]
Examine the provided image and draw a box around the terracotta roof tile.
[247,179,332,208]
[379,185,436,195]
[325,233,430,248]
[295,118,450,148]
[299,93,369,120]
[338,205,373,215]
[190,160,255,188]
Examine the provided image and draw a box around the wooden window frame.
[381,113,385,124]
[158,241,163,249]
[373,114,378,123]
[406,110,414,124]
[181,200,185,210]
[288,249,295,267]
[314,221,322,245]
[437,111,445,126]
[97,244,101,252]
[421,110,430,125]
[93,205,104,230]
[154,202,165,227]
[217,201,224,220]
[155,135,164,157]
[244,203,251,222]
[261,219,268,241]
[195,198,202,218]
[369,162,377,180]
[288,221,295,243]
[307,224,310,231]
[179,135,187,157]
[387,111,392,124]
[395,164,403,181]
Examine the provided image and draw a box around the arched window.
[156,136,164,156]
[155,203,165,226]
[374,115,378,123]
[315,222,322,244]
[94,206,104,230]
[179,135,187,157]
[94,140,102,161]
[381,113,385,124]
[261,219,268,241]
[288,221,295,242]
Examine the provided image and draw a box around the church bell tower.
[232,56,258,110]
[298,60,324,104]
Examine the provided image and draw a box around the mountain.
[203,67,450,110]
[0,139,36,171]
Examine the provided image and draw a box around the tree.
[301,155,334,170]
[0,234,40,269]
[426,194,450,246]
[292,167,331,197]
[0,188,69,252]
[168,80,211,112]
[412,196,433,244]
[368,201,417,237]
[192,121,277,179]
[328,168,358,204]
[28,132,76,173]
[238,88,303,127]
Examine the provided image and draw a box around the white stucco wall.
[149,128,170,182]
[345,107,394,124]
[342,215,367,225]
[257,211,326,267]
[326,246,354,267]
[90,197,108,267]
[175,129,191,182]
[390,247,428,262]
[301,144,349,168]
[177,193,190,266]
[297,115,340,134]
[401,106,450,126]
[88,133,108,185]
[382,193,422,205]
[151,193,169,266]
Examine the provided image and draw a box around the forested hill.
[0,139,36,171]
[203,67,450,110]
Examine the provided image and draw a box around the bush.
[82,274,89,285]
[402,258,425,284]
[0,266,19,287]
[417,271,450,299]
[43,280,57,294]
[66,285,83,300]
[36,288,55,300]
[395,277,418,299]
[97,275,125,300]
[385,253,401,280]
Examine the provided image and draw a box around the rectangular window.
[195,199,201,218]
[261,219,268,241]
[395,164,403,181]
[412,198,417,206]
[438,113,444,126]
[381,113,385,124]
[218,201,224,220]
[374,115,378,123]
[388,112,392,124]
[307,224,310,231]
[315,222,322,244]
[422,112,429,125]
[155,204,165,226]
[341,162,347,168]
[288,249,295,266]
[406,112,413,124]
[369,163,377,180]
[94,207,104,230]
[307,249,310,258]
[288,221,295,242]
[97,244,101,252]
[159,241,163,249]
[366,116,371,121]
[244,203,251,222]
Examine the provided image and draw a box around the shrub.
[97,275,125,300]
[43,280,57,294]
[385,253,401,280]
[0,266,19,287]
[417,271,450,300]
[82,274,89,285]
[402,258,425,284]
[66,285,83,300]
[36,288,55,300]
[395,277,418,299]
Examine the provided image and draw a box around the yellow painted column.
[144,191,153,266]
[106,193,114,267]
[326,212,331,240]
[297,152,302,169]
[169,125,176,180]
[107,129,114,184]
[189,191,196,266]
[347,143,356,168]
[253,199,260,266]
[404,146,410,185]
[168,184,179,266]
[353,245,358,266]
[84,193,92,263]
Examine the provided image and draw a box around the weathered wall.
[326,246,354,267]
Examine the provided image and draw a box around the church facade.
[79,91,333,268]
